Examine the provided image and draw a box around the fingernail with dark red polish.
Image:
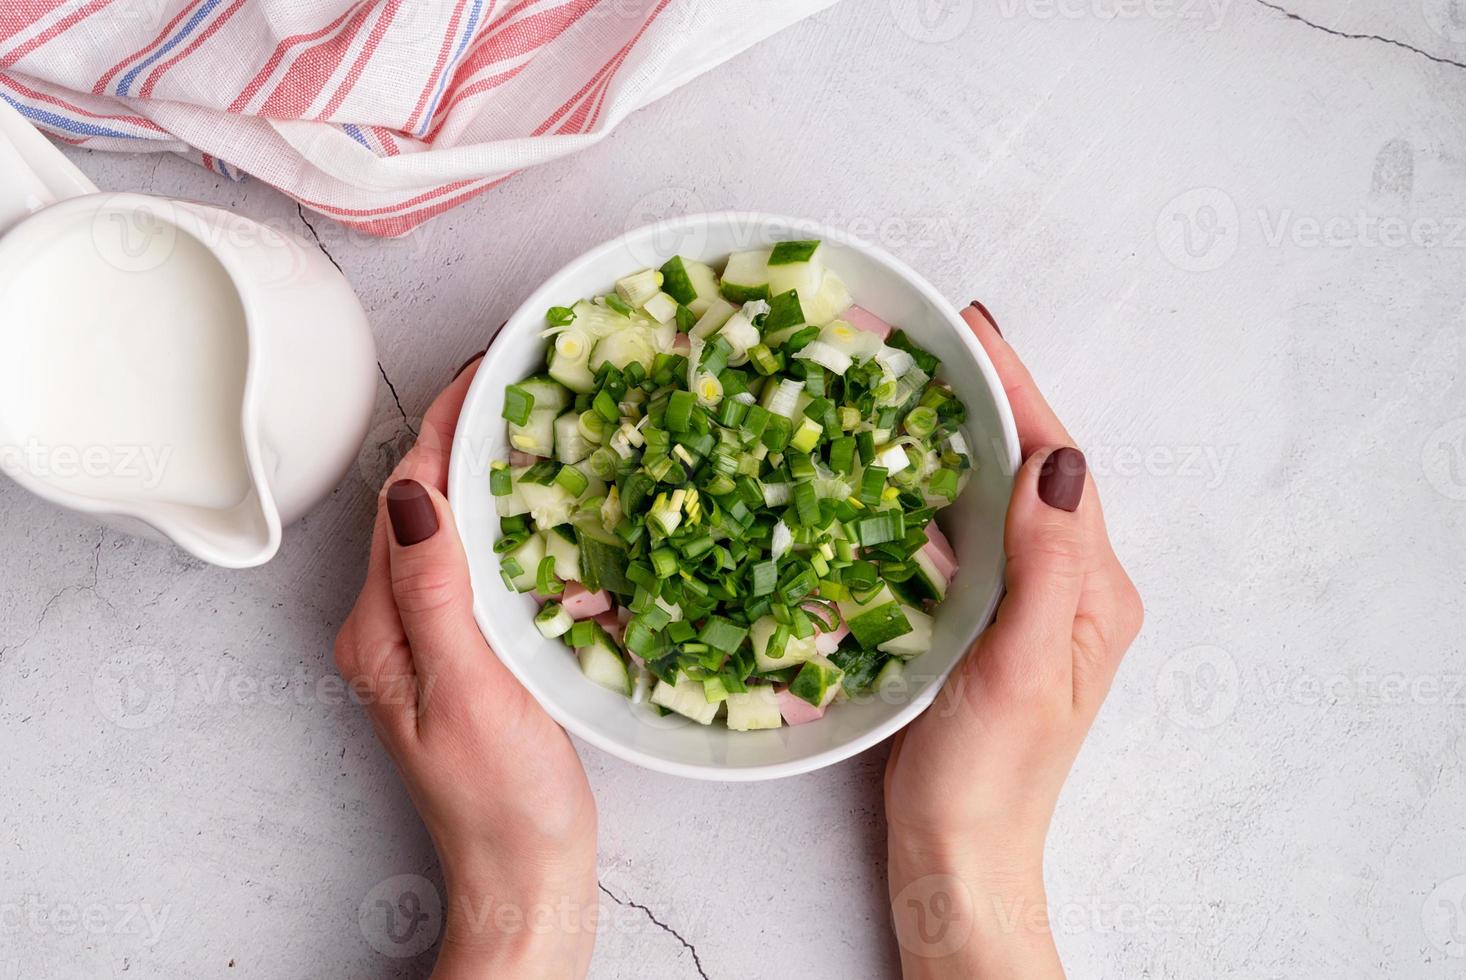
[387,479,439,545]
[969,300,1001,337]
[452,348,487,381]
[1037,447,1086,512]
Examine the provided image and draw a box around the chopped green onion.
[930,468,959,501]
[592,389,620,424]
[522,461,560,485]
[858,466,888,506]
[490,462,512,496]
[751,559,779,597]
[664,390,696,432]
[853,510,905,546]
[828,437,855,474]
[697,616,749,655]
[568,619,598,649]
[903,405,938,438]
[534,602,574,638]
[502,384,535,426]
[588,448,620,480]
[789,417,823,453]
[554,465,588,496]
[536,556,564,596]
[748,343,780,376]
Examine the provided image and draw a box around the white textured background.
[3,1,1465,977]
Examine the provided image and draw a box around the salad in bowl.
[489,240,973,732]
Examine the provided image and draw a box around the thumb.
[985,447,1093,665]
[383,478,492,688]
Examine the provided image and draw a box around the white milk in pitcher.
[0,221,253,510]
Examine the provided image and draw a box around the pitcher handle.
[0,98,98,235]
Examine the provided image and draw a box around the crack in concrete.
[4,530,113,654]
[377,362,417,437]
[294,204,417,437]
[598,882,708,979]
[295,203,343,274]
[1250,0,1466,71]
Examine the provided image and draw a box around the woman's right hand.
[884,302,1144,978]
[334,357,599,979]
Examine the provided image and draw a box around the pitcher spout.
[129,480,283,569]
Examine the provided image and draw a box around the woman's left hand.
[334,357,599,979]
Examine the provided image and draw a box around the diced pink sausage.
[814,622,849,656]
[777,688,826,726]
[509,450,545,467]
[593,609,623,644]
[672,332,691,355]
[843,306,893,341]
[562,582,612,619]
[922,522,959,583]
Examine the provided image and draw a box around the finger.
[1071,555,1144,709]
[975,447,1100,692]
[391,355,483,495]
[334,507,418,735]
[383,477,505,697]
[960,302,1070,458]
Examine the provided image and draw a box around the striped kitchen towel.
[0,0,840,235]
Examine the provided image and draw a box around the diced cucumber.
[516,376,571,414]
[643,291,680,325]
[548,329,596,393]
[543,529,581,581]
[790,654,844,708]
[720,249,772,303]
[553,411,593,465]
[768,240,821,265]
[650,674,720,725]
[660,256,721,315]
[837,584,895,619]
[764,289,806,334]
[502,533,546,592]
[874,657,905,695]
[518,481,580,528]
[726,686,783,731]
[577,637,631,696]
[878,604,933,657]
[495,465,531,517]
[615,268,662,308]
[590,328,657,372]
[509,408,556,456]
[802,270,853,326]
[909,548,948,600]
[846,600,913,649]
[690,296,737,339]
[766,242,824,309]
[749,615,819,673]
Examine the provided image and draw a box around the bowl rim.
[449,210,1021,781]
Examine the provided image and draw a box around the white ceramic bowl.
[449,213,1019,781]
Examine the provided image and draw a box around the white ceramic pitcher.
[0,100,378,568]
